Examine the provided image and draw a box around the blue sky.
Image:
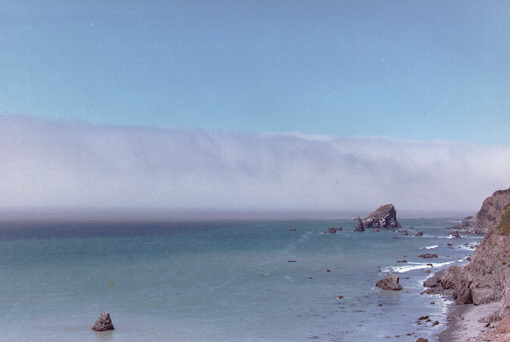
[1,0,508,144]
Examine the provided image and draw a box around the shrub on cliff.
[497,204,510,235]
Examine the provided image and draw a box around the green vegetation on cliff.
[497,204,510,235]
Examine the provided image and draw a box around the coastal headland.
[431,188,510,341]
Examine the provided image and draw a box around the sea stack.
[354,217,365,232]
[92,312,115,331]
[362,204,401,229]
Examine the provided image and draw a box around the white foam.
[421,245,438,250]
[382,260,459,273]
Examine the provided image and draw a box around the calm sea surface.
[0,218,480,341]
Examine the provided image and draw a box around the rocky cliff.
[434,188,510,318]
[472,188,510,235]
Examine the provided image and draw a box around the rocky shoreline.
[431,188,510,342]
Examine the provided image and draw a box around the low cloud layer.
[1,115,509,216]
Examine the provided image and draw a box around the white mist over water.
[1,115,509,214]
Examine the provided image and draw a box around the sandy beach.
[437,301,510,342]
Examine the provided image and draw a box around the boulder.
[415,231,424,236]
[362,204,401,228]
[92,312,115,331]
[423,277,439,288]
[376,274,403,291]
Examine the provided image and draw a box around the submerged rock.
[92,312,115,331]
[362,204,401,229]
[325,227,343,234]
[376,274,403,291]
[419,253,438,259]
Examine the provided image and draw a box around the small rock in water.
[376,274,403,291]
[92,312,115,331]
[415,231,424,236]
[449,230,461,238]
[415,338,429,342]
[419,253,438,259]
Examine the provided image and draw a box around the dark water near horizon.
[0,219,480,341]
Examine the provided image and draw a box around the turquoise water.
[0,219,480,341]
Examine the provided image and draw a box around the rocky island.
[357,204,401,231]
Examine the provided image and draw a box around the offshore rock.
[92,312,115,331]
[362,204,401,229]
[354,217,365,232]
[446,216,475,231]
[376,274,403,291]
[325,227,342,234]
[419,253,438,259]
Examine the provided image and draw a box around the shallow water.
[0,219,480,341]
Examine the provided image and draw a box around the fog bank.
[1,116,509,216]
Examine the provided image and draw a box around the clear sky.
[1,0,509,144]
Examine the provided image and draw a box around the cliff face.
[439,188,510,318]
[472,188,510,235]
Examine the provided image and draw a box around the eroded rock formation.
[354,217,365,232]
[362,204,401,228]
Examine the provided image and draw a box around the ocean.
[0,218,480,341]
